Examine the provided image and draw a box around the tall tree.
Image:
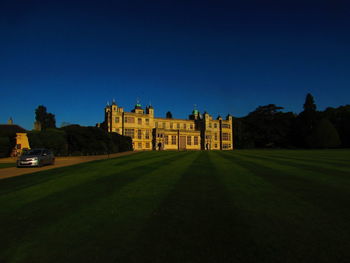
[35,105,56,130]
[303,93,317,112]
[296,93,319,147]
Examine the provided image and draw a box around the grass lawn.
[0,163,15,169]
[1,150,350,263]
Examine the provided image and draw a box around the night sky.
[1,0,349,130]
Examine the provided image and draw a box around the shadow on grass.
[124,151,254,263]
[0,151,189,261]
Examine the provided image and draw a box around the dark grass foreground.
[1,150,350,263]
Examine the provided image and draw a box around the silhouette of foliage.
[35,105,56,130]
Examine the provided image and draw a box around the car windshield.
[23,149,43,156]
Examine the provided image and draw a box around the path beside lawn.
[0,151,137,180]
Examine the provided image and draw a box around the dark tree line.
[28,125,132,156]
[234,93,348,149]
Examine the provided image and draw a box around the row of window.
[163,135,199,146]
[116,117,151,125]
[116,117,231,130]
[124,129,151,139]
[155,122,194,130]
[135,142,151,149]
[125,129,230,142]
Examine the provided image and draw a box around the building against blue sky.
[1,0,349,130]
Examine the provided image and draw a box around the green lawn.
[0,163,15,169]
[1,150,350,263]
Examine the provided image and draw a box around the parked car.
[17,148,55,168]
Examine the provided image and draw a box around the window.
[184,124,186,129]
[138,142,142,149]
[125,117,135,123]
[124,129,134,138]
[223,144,231,149]
[222,123,231,129]
[177,123,180,129]
[146,119,149,125]
[215,144,218,148]
[170,123,173,129]
[163,122,166,128]
[214,123,217,128]
[209,123,212,128]
[214,133,218,140]
[190,124,193,130]
[138,129,142,139]
[138,118,142,125]
[194,136,198,145]
[222,133,231,141]
[146,142,150,148]
[115,117,119,123]
[171,136,177,145]
[187,136,191,145]
[165,135,169,145]
[145,130,150,139]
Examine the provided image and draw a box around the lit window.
[222,133,230,141]
[124,129,134,138]
[172,136,177,145]
[138,129,142,139]
[145,130,150,139]
[165,136,169,145]
[194,136,198,145]
[125,117,135,123]
[138,118,142,125]
[187,136,191,145]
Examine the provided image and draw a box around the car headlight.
[32,157,38,161]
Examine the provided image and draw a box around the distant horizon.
[2,94,349,131]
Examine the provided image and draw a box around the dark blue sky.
[1,0,349,129]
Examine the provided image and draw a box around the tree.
[35,105,56,130]
[295,93,319,148]
[166,111,173,119]
[242,104,296,148]
[322,105,350,147]
[303,93,316,112]
[306,119,341,148]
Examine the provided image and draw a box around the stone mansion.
[102,101,233,151]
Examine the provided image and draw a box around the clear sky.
[1,0,349,130]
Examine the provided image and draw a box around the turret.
[146,105,154,117]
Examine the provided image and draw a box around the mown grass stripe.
[239,150,350,168]
[123,151,243,263]
[2,152,198,263]
[0,151,179,208]
[215,151,350,262]
[237,151,350,178]
[234,151,350,191]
